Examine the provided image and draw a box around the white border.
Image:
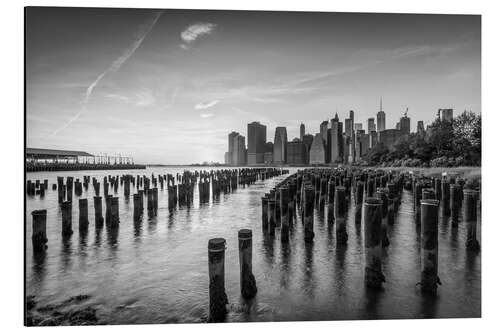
[2,0,499,332]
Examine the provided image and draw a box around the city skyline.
[26,8,480,164]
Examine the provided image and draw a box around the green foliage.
[362,110,481,167]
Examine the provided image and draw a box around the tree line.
[361,110,481,167]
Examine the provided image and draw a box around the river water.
[25,166,481,324]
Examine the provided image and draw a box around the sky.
[26,7,481,164]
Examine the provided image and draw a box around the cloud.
[200,113,214,118]
[180,22,216,49]
[50,10,164,136]
[135,90,156,107]
[195,100,219,110]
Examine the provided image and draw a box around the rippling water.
[25,166,481,324]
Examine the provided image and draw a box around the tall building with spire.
[377,98,386,132]
[300,123,305,141]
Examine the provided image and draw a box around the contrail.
[51,10,163,136]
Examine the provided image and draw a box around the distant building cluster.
[224,101,454,166]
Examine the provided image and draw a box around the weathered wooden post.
[133,193,141,221]
[304,185,315,243]
[387,182,396,225]
[208,238,228,322]
[153,188,158,215]
[450,184,461,225]
[376,189,390,247]
[367,178,375,198]
[238,229,257,299]
[441,180,450,216]
[261,196,269,230]
[420,199,441,294]
[78,198,89,230]
[434,178,441,202]
[147,189,154,218]
[414,182,423,225]
[364,197,385,289]
[93,196,104,228]
[355,181,364,225]
[464,189,480,251]
[58,185,66,204]
[327,180,335,224]
[110,197,120,228]
[61,201,73,237]
[280,187,289,242]
[267,199,276,237]
[31,209,47,251]
[335,186,347,246]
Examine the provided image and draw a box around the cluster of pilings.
[257,167,480,295]
[28,168,285,253]
[208,229,258,322]
[407,172,481,294]
[26,179,48,197]
[27,162,146,173]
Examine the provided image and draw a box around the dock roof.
[26,148,94,157]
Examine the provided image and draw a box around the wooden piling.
[450,184,461,225]
[78,198,89,230]
[93,196,104,228]
[420,199,441,294]
[280,187,289,242]
[304,185,315,243]
[441,180,450,216]
[364,197,385,289]
[61,201,73,237]
[31,209,47,251]
[464,189,480,251]
[267,199,276,237]
[238,229,257,299]
[335,186,347,246]
[261,196,269,230]
[208,238,228,322]
[327,180,335,224]
[355,181,364,225]
[376,189,390,247]
[110,197,119,228]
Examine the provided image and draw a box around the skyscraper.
[349,110,355,163]
[377,99,386,132]
[354,123,363,132]
[320,121,329,142]
[417,121,425,136]
[345,118,353,138]
[439,108,454,122]
[331,113,343,164]
[300,123,305,141]
[236,135,246,165]
[286,141,307,164]
[309,133,326,164]
[247,121,266,165]
[367,117,376,132]
[273,127,288,164]
[227,131,239,165]
[400,109,411,135]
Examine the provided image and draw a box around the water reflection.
[303,242,315,299]
[363,287,383,319]
[25,167,481,323]
[280,241,291,290]
[419,294,438,318]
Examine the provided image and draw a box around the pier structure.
[26,148,145,172]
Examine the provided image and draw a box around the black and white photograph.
[20,2,488,328]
